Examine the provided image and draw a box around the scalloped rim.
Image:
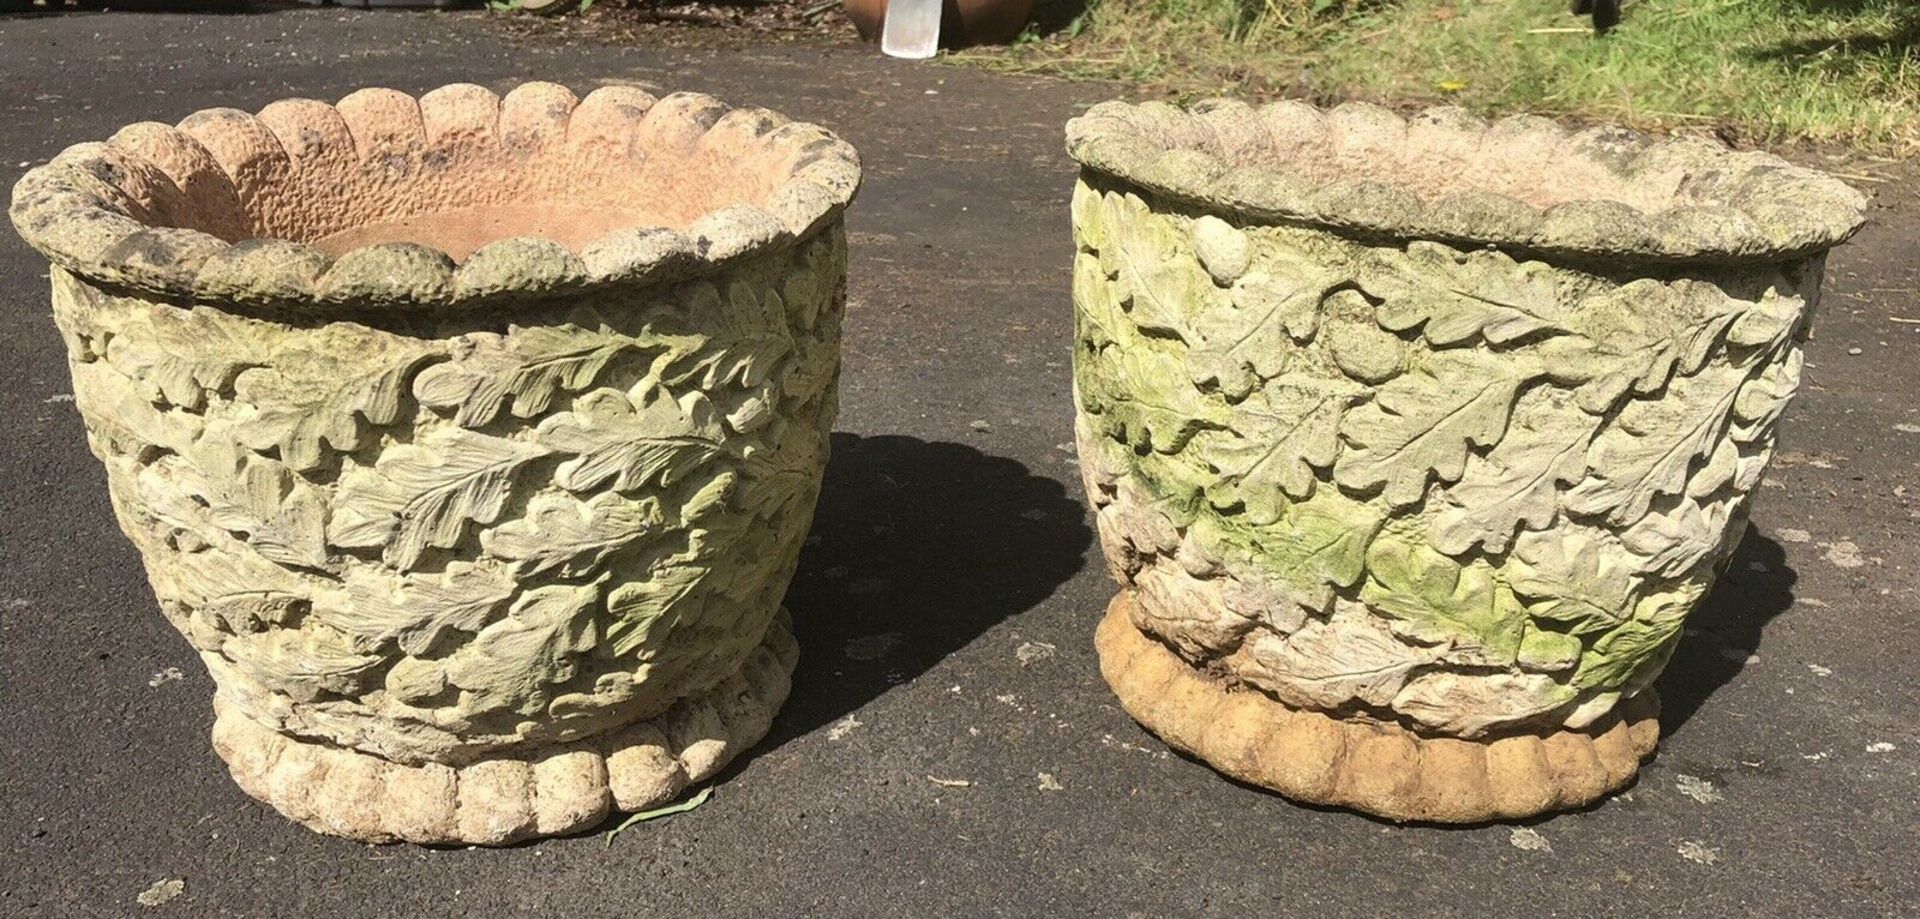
[1066,99,1867,264]
[9,83,861,313]
[212,611,799,846]
[1097,593,1659,823]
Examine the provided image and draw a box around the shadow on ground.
[525,432,1094,841]
[1654,529,1797,734]
[769,432,1092,742]
[1745,1,1920,71]
[585,438,1792,835]
[750,435,1797,759]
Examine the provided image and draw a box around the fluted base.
[1096,592,1659,823]
[212,612,799,846]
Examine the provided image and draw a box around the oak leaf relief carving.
[1361,243,1569,348]
[1565,365,1746,527]
[441,583,601,716]
[537,389,729,494]
[70,358,204,456]
[1564,281,1745,413]
[334,562,517,656]
[328,428,552,568]
[1074,252,1133,351]
[1099,193,1216,339]
[1194,489,1382,615]
[231,329,440,472]
[220,623,387,701]
[414,323,635,428]
[649,279,796,391]
[166,434,330,569]
[1428,389,1599,556]
[1361,533,1527,662]
[1200,375,1360,524]
[1334,348,1527,508]
[1571,605,1688,692]
[106,307,268,410]
[161,540,313,634]
[1507,528,1637,636]
[737,425,829,524]
[1620,494,1740,578]
[1080,344,1227,454]
[483,492,666,580]
[604,560,709,661]
[1186,256,1339,398]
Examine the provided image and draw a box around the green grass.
[965,0,1920,153]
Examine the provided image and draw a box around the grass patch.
[962,0,1920,152]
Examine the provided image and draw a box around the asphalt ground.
[1,8,1916,916]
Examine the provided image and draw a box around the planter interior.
[13,81,859,311]
[1066,100,1865,822]
[10,83,859,845]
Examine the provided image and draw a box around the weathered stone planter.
[1066,100,1865,822]
[10,83,859,845]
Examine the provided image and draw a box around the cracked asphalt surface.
[1,7,1916,916]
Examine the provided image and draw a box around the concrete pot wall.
[9,82,860,845]
[1065,99,1866,822]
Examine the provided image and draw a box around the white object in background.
[881,0,941,60]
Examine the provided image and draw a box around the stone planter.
[1065,100,1864,822]
[10,83,859,845]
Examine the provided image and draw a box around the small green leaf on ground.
[605,786,712,847]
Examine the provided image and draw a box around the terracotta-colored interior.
[98,88,794,263]
[117,141,768,262]
[309,204,656,261]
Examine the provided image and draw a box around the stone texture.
[9,82,858,845]
[1097,593,1659,823]
[210,617,796,845]
[11,83,861,313]
[1066,99,1864,821]
[1067,100,1863,263]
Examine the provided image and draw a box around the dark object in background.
[843,0,1035,48]
[296,0,470,7]
[0,0,259,7]
[1572,0,1622,33]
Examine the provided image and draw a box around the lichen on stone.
[13,83,859,846]
[1066,100,1864,763]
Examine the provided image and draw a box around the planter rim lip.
[1065,99,1868,265]
[7,82,862,314]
